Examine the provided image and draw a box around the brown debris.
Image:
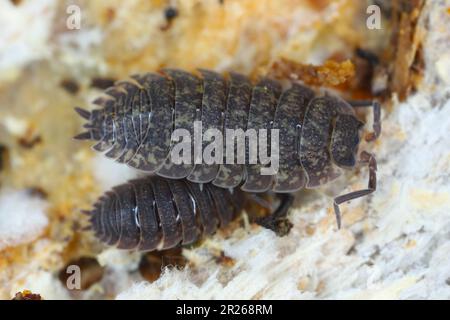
[18,134,42,149]
[349,48,385,99]
[60,79,80,95]
[372,0,393,18]
[25,186,49,199]
[139,248,186,283]
[58,257,104,290]
[160,6,179,31]
[14,122,43,150]
[104,7,116,23]
[269,1,426,101]
[90,77,116,90]
[0,144,9,172]
[269,58,355,87]
[12,290,42,300]
[164,6,179,21]
[356,48,380,67]
[214,251,236,267]
[387,0,425,100]
[10,0,22,6]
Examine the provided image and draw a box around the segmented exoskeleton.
[86,176,245,251]
[75,69,381,228]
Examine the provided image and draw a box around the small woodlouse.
[75,68,380,235]
[85,176,246,251]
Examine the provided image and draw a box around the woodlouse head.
[330,114,364,169]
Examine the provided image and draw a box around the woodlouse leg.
[348,100,381,142]
[333,151,377,229]
[257,193,294,237]
[246,193,272,211]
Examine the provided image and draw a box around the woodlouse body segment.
[156,69,201,179]
[271,83,314,192]
[128,73,175,172]
[330,114,364,168]
[240,78,282,192]
[187,69,227,183]
[300,96,345,188]
[213,72,252,188]
[87,176,245,251]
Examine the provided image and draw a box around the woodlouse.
[85,176,246,251]
[75,68,380,231]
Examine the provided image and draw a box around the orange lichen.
[306,0,331,12]
[269,58,355,87]
[214,251,236,267]
[12,289,42,300]
[104,7,116,24]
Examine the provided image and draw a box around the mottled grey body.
[88,176,245,251]
[76,69,364,193]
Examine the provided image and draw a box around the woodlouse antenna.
[333,151,377,229]
[347,100,381,142]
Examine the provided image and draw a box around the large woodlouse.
[76,69,380,232]
[85,176,246,251]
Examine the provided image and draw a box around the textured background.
[0,0,449,299]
